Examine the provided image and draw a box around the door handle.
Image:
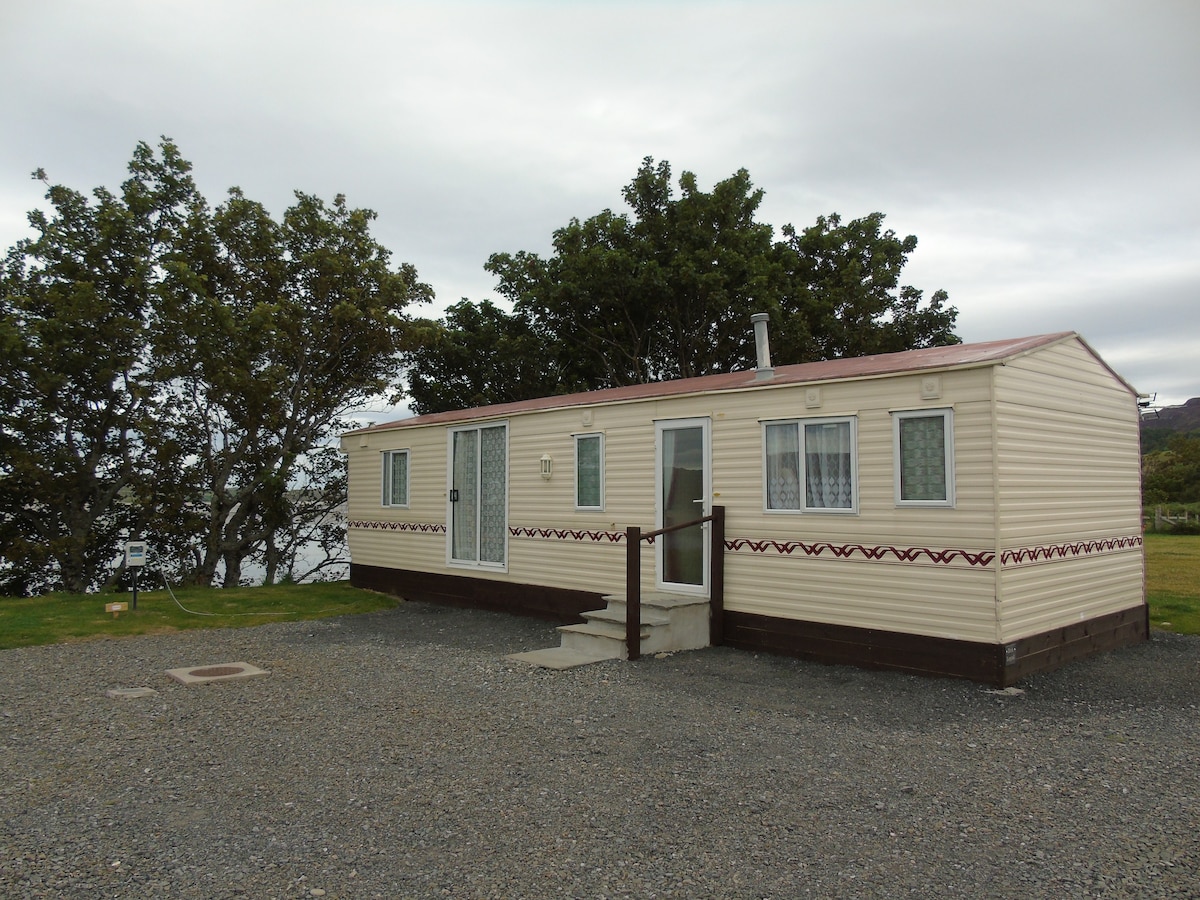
[449,489,459,502]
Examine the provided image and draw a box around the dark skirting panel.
[722,605,1148,686]
[721,612,1003,683]
[350,563,1147,686]
[1001,603,1150,685]
[350,563,601,623]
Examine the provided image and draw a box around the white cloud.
[2,0,1197,405]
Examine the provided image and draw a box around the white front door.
[655,417,710,594]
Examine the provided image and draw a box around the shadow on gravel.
[291,599,563,654]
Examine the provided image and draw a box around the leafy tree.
[1143,435,1200,505]
[258,445,350,585]
[0,146,196,593]
[485,158,786,389]
[153,187,431,587]
[405,299,570,414]
[415,158,959,413]
[1,139,430,593]
[777,212,959,361]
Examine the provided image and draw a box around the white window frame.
[892,408,955,508]
[573,432,605,511]
[381,449,410,508]
[762,416,858,515]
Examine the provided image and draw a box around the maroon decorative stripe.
[1000,535,1142,565]
[725,539,995,567]
[510,526,628,543]
[347,520,447,534]
[510,528,992,565]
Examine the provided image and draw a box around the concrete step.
[508,590,713,671]
[558,620,647,659]
[583,606,671,628]
[599,592,711,653]
[601,591,711,611]
[505,647,617,670]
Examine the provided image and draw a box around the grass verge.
[0,581,400,650]
[1145,533,1200,634]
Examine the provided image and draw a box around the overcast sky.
[3,0,1197,413]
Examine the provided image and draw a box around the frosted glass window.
[575,433,604,509]
[381,450,409,507]
[893,409,954,507]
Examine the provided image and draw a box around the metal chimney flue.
[751,312,774,381]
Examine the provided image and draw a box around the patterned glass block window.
[575,433,604,510]
[764,417,857,513]
[893,409,954,507]
[381,449,409,507]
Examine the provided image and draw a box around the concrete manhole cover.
[189,666,245,678]
[165,661,270,685]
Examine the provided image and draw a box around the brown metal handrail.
[624,505,725,661]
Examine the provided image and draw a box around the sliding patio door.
[449,423,508,568]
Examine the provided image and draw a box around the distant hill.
[1142,397,1200,432]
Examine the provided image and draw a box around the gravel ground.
[1,601,1197,899]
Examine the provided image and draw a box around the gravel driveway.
[2,601,1197,899]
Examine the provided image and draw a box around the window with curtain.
[765,423,801,510]
[575,433,604,509]
[893,409,954,506]
[381,449,409,507]
[764,417,857,513]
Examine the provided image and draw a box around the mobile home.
[341,331,1146,685]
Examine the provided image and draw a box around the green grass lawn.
[1145,533,1200,634]
[0,581,400,650]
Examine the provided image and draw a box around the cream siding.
[723,553,997,642]
[342,334,1144,647]
[991,338,1144,639]
[998,550,1144,641]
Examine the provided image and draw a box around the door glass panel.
[661,425,704,586]
[452,430,478,561]
[479,425,507,564]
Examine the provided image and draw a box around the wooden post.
[709,505,725,646]
[626,525,642,661]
